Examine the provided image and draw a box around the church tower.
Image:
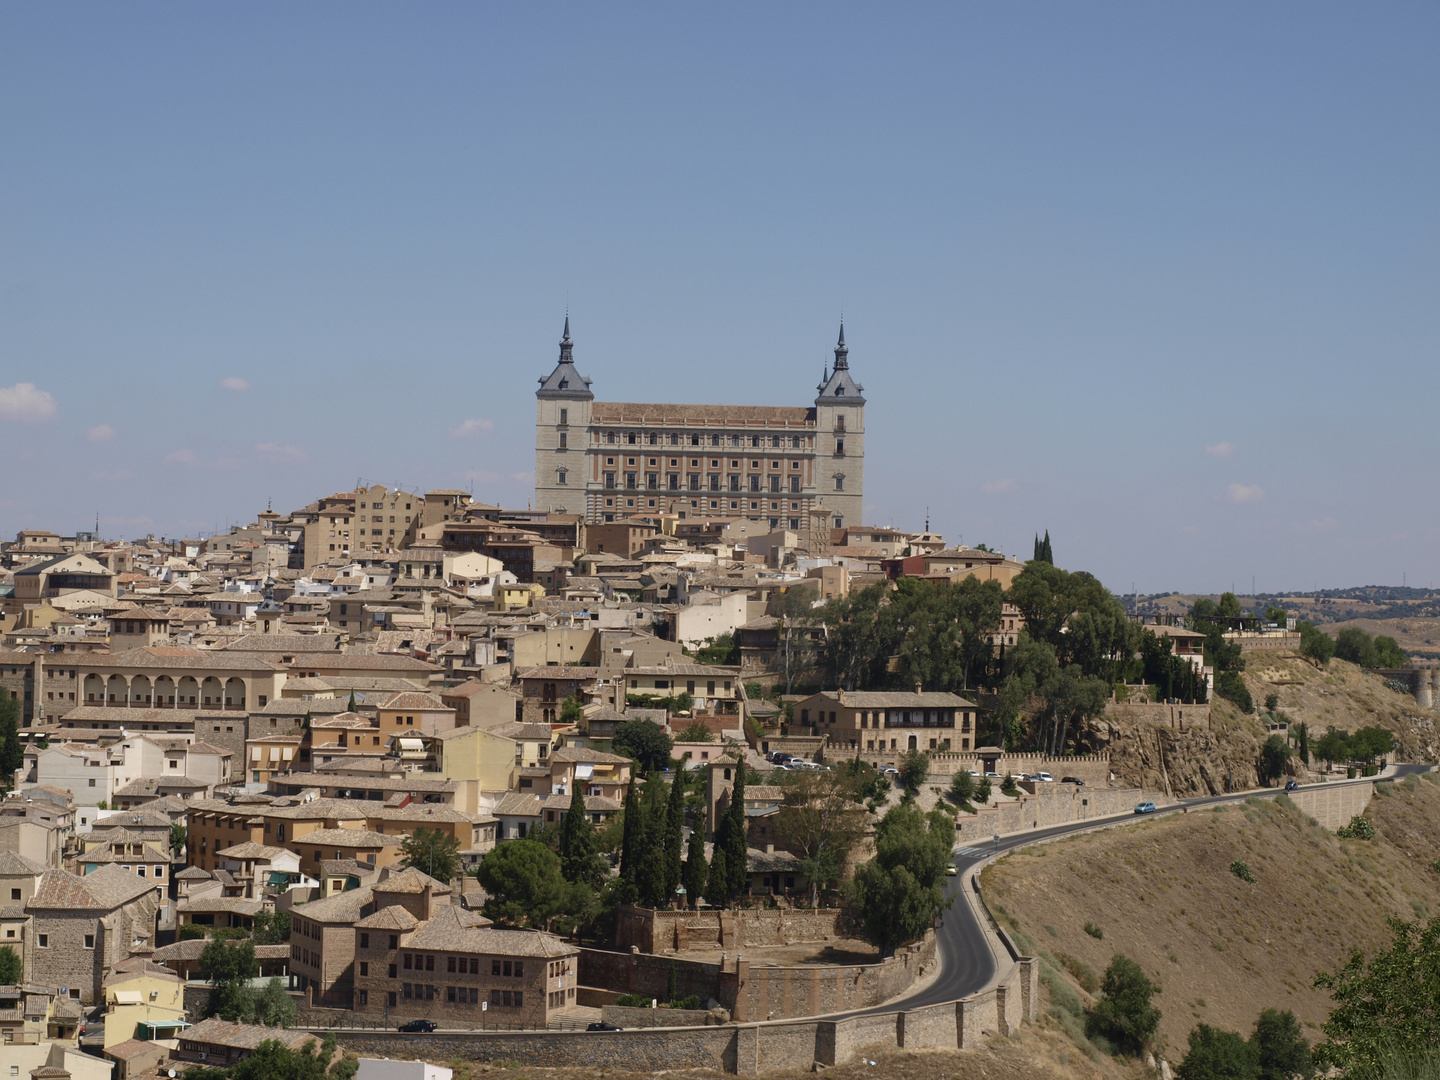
[812,321,865,530]
[534,316,594,515]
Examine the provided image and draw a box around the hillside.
[1096,648,1440,794]
[980,773,1440,1059]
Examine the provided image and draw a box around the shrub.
[1178,1023,1259,1080]
[1057,951,1100,993]
[1084,922,1104,940]
[665,995,702,1010]
[1085,954,1161,1055]
[1230,860,1257,884]
[1338,815,1376,840]
[615,993,653,1008]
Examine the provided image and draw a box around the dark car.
[1060,776,1085,786]
[398,1019,437,1033]
[1285,779,1299,791]
[587,1021,623,1032]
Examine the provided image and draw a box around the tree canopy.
[848,801,953,955]
[1086,954,1161,1055]
[474,839,579,929]
[399,827,460,883]
[613,718,674,774]
[182,1033,353,1080]
[773,766,870,906]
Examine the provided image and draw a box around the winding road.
[847,766,1429,1018]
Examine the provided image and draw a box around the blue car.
[1134,801,1157,815]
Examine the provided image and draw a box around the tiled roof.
[373,866,449,895]
[0,851,46,875]
[297,827,398,848]
[29,865,158,910]
[378,691,449,710]
[405,904,575,957]
[549,747,631,765]
[354,904,419,931]
[290,884,374,924]
[590,402,811,424]
[181,1017,317,1051]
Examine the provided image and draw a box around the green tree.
[171,822,188,857]
[474,839,577,929]
[771,586,818,695]
[847,802,954,955]
[840,758,891,808]
[247,977,298,1026]
[637,773,671,907]
[1298,622,1334,666]
[1178,1024,1259,1080]
[1250,1008,1312,1080]
[398,826,460,883]
[1314,916,1440,1077]
[662,765,687,902]
[1336,627,1378,668]
[682,806,708,908]
[693,633,739,666]
[198,938,259,1020]
[896,750,929,800]
[1260,735,1290,786]
[558,782,606,890]
[1373,636,1408,669]
[0,945,21,983]
[1085,954,1161,1055]
[613,718,674,774]
[1216,670,1254,714]
[617,778,643,902]
[1315,727,1351,768]
[948,769,976,806]
[251,909,291,946]
[1296,722,1310,766]
[1264,693,1280,713]
[1032,531,1053,564]
[678,720,714,742]
[715,764,749,902]
[0,699,22,787]
[182,1033,348,1080]
[1217,592,1244,618]
[559,694,584,727]
[774,766,869,906]
[1265,606,1288,626]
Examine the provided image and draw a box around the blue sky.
[2,4,1437,594]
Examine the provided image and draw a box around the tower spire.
[833,319,849,371]
[559,313,573,364]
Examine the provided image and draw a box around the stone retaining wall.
[1285,781,1374,830]
[615,905,844,954]
[952,785,1151,846]
[328,956,1039,1074]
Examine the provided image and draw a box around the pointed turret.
[815,321,864,403]
[834,319,848,370]
[537,314,593,399]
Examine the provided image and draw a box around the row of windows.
[591,430,813,449]
[602,456,805,470]
[392,984,524,1007]
[403,953,526,977]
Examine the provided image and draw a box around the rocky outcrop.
[1090,711,1264,795]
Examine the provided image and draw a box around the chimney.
[765,842,774,855]
[914,683,922,695]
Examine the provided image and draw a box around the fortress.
[534,319,865,529]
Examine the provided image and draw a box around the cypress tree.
[638,774,669,907]
[1297,722,1310,766]
[619,778,643,893]
[723,764,749,901]
[558,781,601,889]
[346,691,357,712]
[682,807,708,909]
[705,847,730,907]
[662,761,687,901]
[1042,531,1053,563]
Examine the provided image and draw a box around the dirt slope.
[980,773,1440,1059]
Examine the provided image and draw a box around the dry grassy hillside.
[1242,650,1440,764]
[980,774,1440,1060]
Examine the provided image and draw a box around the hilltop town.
[0,329,1434,1079]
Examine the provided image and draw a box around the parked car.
[1134,801,1157,815]
[984,771,1001,779]
[1035,772,1054,783]
[587,1022,624,1032]
[398,1019,437,1033]
[1060,776,1085,786]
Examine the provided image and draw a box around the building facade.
[534,318,865,530]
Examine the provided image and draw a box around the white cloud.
[86,424,115,442]
[0,382,58,421]
[164,448,198,467]
[450,418,494,439]
[981,478,1017,494]
[1205,442,1235,458]
[1227,482,1264,504]
[254,442,307,464]
[219,377,251,392]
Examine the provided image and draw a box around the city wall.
[920,751,1113,785]
[1105,701,1210,732]
[953,784,1150,847]
[578,932,934,1022]
[615,905,844,954]
[328,955,1038,1074]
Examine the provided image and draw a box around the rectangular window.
[447,956,456,973]
[360,933,369,948]
[426,955,434,971]
[358,990,369,1006]
[38,934,47,947]
[790,476,801,493]
[359,961,369,976]
[404,954,413,969]
[447,985,457,1003]
[84,934,95,948]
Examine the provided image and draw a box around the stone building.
[792,689,979,754]
[534,318,865,530]
[26,865,162,1005]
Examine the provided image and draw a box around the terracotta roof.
[353,904,419,931]
[0,851,46,875]
[297,827,398,848]
[181,1016,316,1051]
[28,865,158,910]
[373,866,450,895]
[290,884,374,924]
[378,691,450,711]
[405,903,575,957]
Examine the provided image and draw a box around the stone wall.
[329,953,1039,1074]
[615,905,844,954]
[580,933,933,1023]
[1104,702,1210,733]
[1286,781,1374,830]
[919,751,1113,785]
[602,1005,724,1027]
[952,785,1150,847]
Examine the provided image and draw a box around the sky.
[2,4,1437,595]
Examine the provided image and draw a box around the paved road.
[845,766,1429,1017]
